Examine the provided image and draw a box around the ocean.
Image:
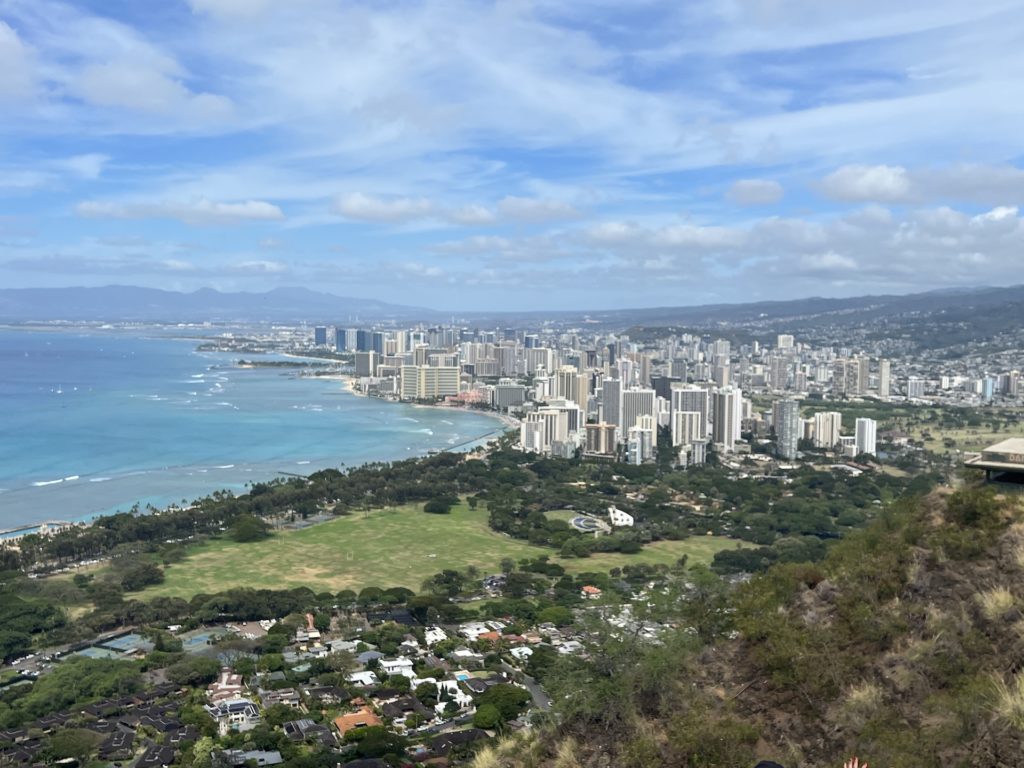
[0,329,504,531]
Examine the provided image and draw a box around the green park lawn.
[141,502,743,598]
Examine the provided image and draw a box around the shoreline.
[1,343,511,535]
[333,373,520,431]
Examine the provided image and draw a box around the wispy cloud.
[0,0,1022,308]
[76,199,285,226]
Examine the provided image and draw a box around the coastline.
[0,333,511,532]
[327,372,521,432]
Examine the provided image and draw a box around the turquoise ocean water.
[0,329,503,530]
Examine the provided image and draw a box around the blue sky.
[1,0,1023,311]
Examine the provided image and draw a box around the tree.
[313,611,332,633]
[263,703,297,728]
[346,726,407,759]
[48,729,101,762]
[424,498,455,514]
[168,656,221,686]
[473,703,503,729]
[230,514,270,542]
[478,683,531,720]
[536,606,573,627]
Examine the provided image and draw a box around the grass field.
[140,502,743,598]
[543,509,578,523]
[910,424,1024,453]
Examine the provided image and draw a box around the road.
[500,661,551,711]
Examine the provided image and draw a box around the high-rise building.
[627,415,656,464]
[832,359,863,396]
[855,417,877,456]
[776,334,795,350]
[652,375,681,401]
[773,398,801,460]
[493,380,527,410]
[313,326,328,346]
[670,385,710,439]
[813,411,843,449]
[334,328,347,352]
[354,351,378,377]
[672,411,704,447]
[585,423,617,456]
[621,388,656,436]
[399,365,460,400]
[907,378,926,398]
[712,387,743,452]
[878,358,891,398]
[355,329,372,352]
[601,378,622,436]
[555,365,587,406]
[857,356,870,395]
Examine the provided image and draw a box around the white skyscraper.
[878,359,891,398]
[670,385,710,439]
[813,411,843,449]
[671,411,704,447]
[621,387,656,436]
[601,378,622,438]
[712,387,743,452]
[855,417,877,456]
[773,398,801,460]
[627,415,656,464]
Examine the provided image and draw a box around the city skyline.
[1,1,1024,310]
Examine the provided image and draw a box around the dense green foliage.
[526,485,1024,767]
[0,657,142,726]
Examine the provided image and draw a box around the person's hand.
[844,758,868,768]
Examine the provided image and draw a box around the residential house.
[509,646,534,662]
[137,745,177,768]
[300,684,349,705]
[435,680,474,713]
[333,706,382,736]
[430,728,489,756]
[282,718,337,747]
[207,668,246,703]
[378,657,415,679]
[380,696,431,725]
[347,671,379,687]
[98,731,134,761]
[204,699,261,736]
[221,749,285,766]
[260,688,302,709]
[424,626,448,646]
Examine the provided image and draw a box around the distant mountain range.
[0,286,433,323]
[1,283,1022,332]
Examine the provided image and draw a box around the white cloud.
[446,204,497,225]
[800,251,857,271]
[433,235,512,254]
[497,196,580,222]
[74,63,233,120]
[58,154,109,179]
[0,20,34,100]
[76,198,285,226]
[333,193,433,222]
[820,163,1024,205]
[187,0,274,20]
[821,164,912,202]
[727,178,783,205]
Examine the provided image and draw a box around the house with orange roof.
[333,706,381,736]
